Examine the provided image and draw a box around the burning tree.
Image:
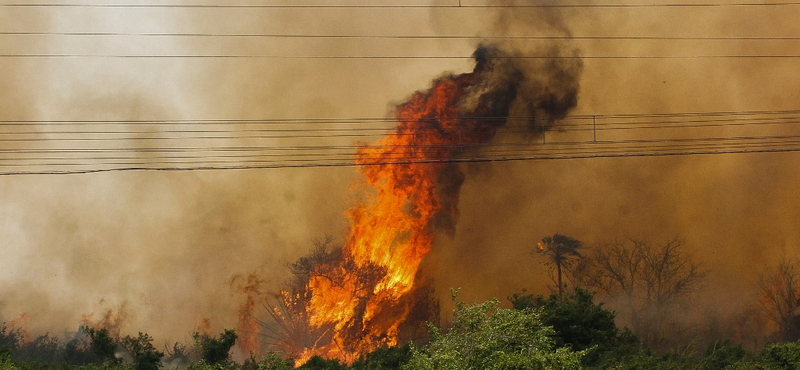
[264,44,582,364]
[260,239,439,363]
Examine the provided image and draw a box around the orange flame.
[9,313,31,343]
[295,48,524,364]
[284,42,585,364]
[80,301,129,339]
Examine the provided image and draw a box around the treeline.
[535,235,800,348]
[2,235,799,369]
[2,288,800,369]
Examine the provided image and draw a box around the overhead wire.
[4,54,800,59]
[0,4,797,173]
[2,2,800,8]
[2,109,800,175]
[2,32,800,41]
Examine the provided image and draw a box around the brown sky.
[0,0,799,345]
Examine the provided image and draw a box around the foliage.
[253,352,294,370]
[511,288,638,366]
[0,324,21,359]
[13,334,61,364]
[697,340,747,370]
[297,355,347,370]
[754,341,800,369]
[402,297,584,370]
[0,353,20,370]
[119,333,164,370]
[85,327,122,365]
[193,329,237,365]
[350,344,412,370]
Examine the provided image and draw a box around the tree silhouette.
[757,259,800,342]
[579,238,706,349]
[536,234,584,299]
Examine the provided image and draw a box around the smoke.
[421,42,582,236]
[426,0,800,336]
[0,0,798,356]
[0,6,357,343]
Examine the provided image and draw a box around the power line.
[2,32,799,41]
[5,134,800,161]
[1,116,799,140]
[1,108,797,124]
[2,145,799,176]
[2,109,798,175]
[2,2,800,8]
[2,127,800,174]
[3,54,800,59]
[1,110,799,142]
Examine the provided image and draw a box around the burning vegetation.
[253,44,583,364]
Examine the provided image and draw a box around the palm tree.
[536,234,583,299]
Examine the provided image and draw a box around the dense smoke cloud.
[427,1,800,327]
[0,0,798,355]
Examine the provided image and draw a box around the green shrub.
[402,298,584,370]
[193,329,237,366]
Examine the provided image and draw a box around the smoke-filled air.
[1,0,800,369]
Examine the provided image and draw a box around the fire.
[280,44,581,365]
[294,47,521,364]
[9,313,31,343]
[80,301,129,339]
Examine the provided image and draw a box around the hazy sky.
[1,0,799,345]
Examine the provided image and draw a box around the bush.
[193,329,237,366]
[13,334,62,365]
[511,288,639,366]
[698,340,747,370]
[756,341,800,369]
[351,345,412,370]
[254,352,294,370]
[85,327,121,365]
[120,333,164,370]
[297,355,346,370]
[402,298,584,370]
[0,323,21,359]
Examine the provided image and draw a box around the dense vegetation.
[2,236,798,369]
[2,288,799,369]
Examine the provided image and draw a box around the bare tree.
[536,234,583,299]
[757,259,800,342]
[580,238,706,348]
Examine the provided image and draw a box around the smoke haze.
[1,0,798,351]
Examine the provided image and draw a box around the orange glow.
[293,48,522,365]
[9,313,31,343]
[80,302,129,339]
